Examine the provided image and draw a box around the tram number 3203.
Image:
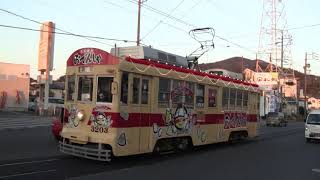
[91,126,108,133]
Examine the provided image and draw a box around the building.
[243,68,298,117]
[49,82,64,99]
[0,62,30,111]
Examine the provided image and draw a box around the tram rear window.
[78,76,93,102]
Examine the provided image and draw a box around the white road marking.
[0,169,56,179]
[0,158,58,167]
[312,168,320,173]
[0,117,52,130]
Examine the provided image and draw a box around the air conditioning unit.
[111,46,188,68]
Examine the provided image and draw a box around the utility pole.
[304,52,308,118]
[279,30,284,112]
[280,30,284,71]
[136,0,142,46]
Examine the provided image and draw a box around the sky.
[1,0,320,80]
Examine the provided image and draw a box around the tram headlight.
[76,110,85,121]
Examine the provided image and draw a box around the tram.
[59,46,260,161]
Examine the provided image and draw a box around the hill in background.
[199,57,320,98]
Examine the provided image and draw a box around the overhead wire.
[0,24,137,43]
[0,8,135,46]
[288,23,320,31]
[141,0,185,40]
[126,0,256,54]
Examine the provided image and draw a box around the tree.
[56,75,66,82]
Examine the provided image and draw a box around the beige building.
[0,62,30,111]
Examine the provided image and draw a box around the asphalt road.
[0,122,319,180]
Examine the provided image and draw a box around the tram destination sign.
[67,48,119,66]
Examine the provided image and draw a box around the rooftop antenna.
[187,27,215,70]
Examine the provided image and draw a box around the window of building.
[0,74,6,80]
[7,75,17,80]
[77,76,93,102]
[97,77,113,103]
[67,75,75,101]
[141,79,149,104]
[132,77,140,104]
[158,78,171,107]
[120,72,128,104]
[208,88,217,107]
[222,87,229,108]
[196,84,205,108]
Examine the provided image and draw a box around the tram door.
[131,74,151,153]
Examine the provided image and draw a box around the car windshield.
[307,114,320,124]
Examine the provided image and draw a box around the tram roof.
[66,48,259,89]
[125,56,259,88]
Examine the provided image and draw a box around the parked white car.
[305,110,320,142]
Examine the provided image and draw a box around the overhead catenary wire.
[0,24,137,44]
[103,0,190,38]
[0,8,134,46]
[141,0,185,40]
[126,0,256,54]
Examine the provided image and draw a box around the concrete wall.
[0,62,30,111]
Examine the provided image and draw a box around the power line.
[141,0,185,40]
[215,35,256,53]
[126,0,195,28]
[288,23,320,30]
[0,8,118,46]
[179,0,203,19]
[104,0,191,39]
[126,0,256,54]
[0,24,137,44]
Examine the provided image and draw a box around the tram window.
[196,84,204,108]
[97,77,113,103]
[172,80,184,105]
[208,88,217,107]
[158,78,170,107]
[67,75,75,101]
[120,73,128,104]
[77,76,93,101]
[185,82,194,107]
[222,87,229,108]
[141,79,149,104]
[229,89,236,109]
[236,90,243,107]
[243,92,248,107]
[132,78,140,104]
